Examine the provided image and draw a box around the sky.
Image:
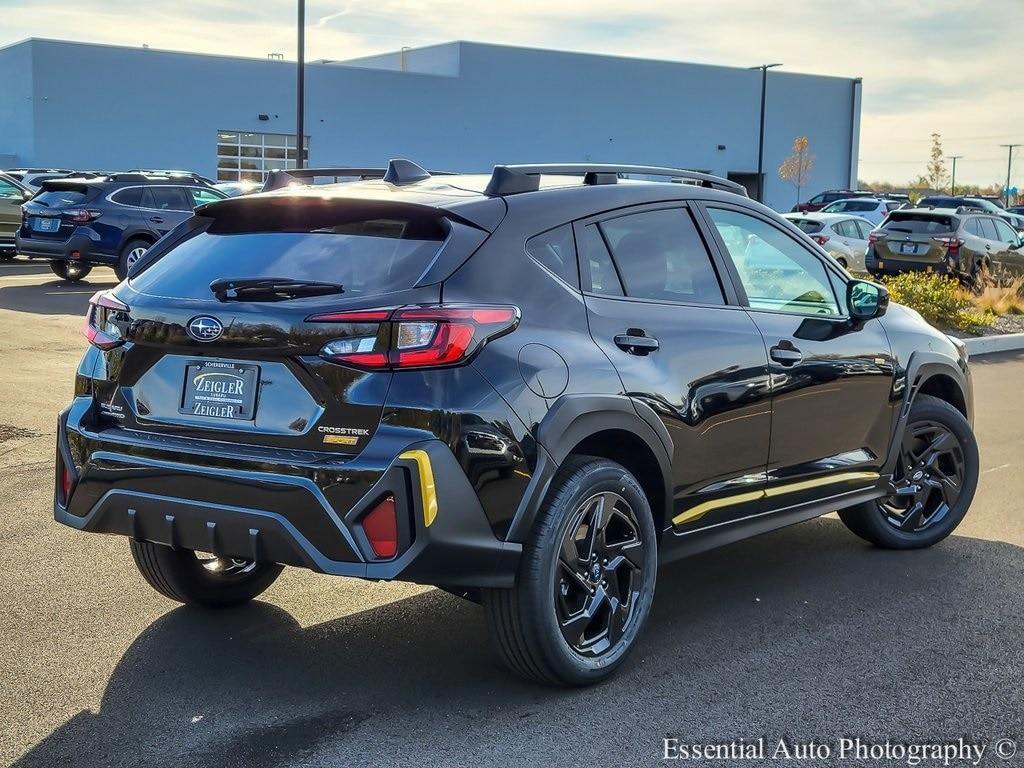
[2,0,1022,188]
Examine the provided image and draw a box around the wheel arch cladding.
[507,394,673,543]
[916,371,968,419]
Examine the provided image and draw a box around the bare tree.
[925,133,949,192]
[778,136,814,206]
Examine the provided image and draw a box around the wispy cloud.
[2,0,1022,185]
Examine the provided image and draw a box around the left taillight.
[65,209,102,223]
[83,290,130,350]
[810,234,830,246]
[309,304,520,370]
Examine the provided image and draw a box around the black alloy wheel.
[555,491,645,657]
[881,420,965,533]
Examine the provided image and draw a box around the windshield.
[130,218,448,301]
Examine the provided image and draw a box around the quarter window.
[216,130,309,183]
[707,207,840,316]
[597,208,724,304]
[526,224,579,287]
[577,223,623,296]
[112,187,144,207]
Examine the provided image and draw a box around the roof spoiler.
[482,164,749,197]
[261,159,451,192]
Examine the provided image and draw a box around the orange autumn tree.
[779,136,814,206]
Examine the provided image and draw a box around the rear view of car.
[866,209,969,278]
[0,173,32,259]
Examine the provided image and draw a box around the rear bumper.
[15,228,117,264]
[54,399,521,587]
[866,249,956,277]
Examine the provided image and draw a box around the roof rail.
[483,164,748,197]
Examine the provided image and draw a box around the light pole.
[999,144,1019,206]
[947,155,963,196]
[749,63,782,203]
[296,0,306,169]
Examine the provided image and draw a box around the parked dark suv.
[866,207,1024,279]
[792,189,876,213]
[16,173,225,281]
[56,161,979,685]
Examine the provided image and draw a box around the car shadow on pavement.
[0,277,119,315]
[13,517,1024,768]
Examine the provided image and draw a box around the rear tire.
[116,238,151,281]
[49,260,92,282]
[482,456,657,686]
[838,395,978,549]
[129,540,284,608]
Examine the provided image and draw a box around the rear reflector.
[362,496,399,559]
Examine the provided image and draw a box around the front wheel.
[129,540,284,608]
[482,456,657,685]
[839,395,979,549]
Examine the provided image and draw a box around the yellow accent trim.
[672,490,764,527]
[323,434,359,446]
[671,471,880,527]
[400,450,438,527]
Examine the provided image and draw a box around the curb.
[959,333,1024,356]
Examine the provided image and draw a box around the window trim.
[107,184,226,212]
[693,200,850,320]
[570,201,742,308]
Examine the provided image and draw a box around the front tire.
[49,260,92,282]
[482,456,657,686]
[839,395,979,549]
[129,540,284,608]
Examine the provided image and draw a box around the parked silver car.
[783,211,874,272]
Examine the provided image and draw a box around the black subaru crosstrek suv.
[55,160,978,685]
[16,173,225,282]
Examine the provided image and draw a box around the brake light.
[361,495,399,559]
[310,304,520,370]
[66,209,102,223]
[932,236,963,254]
[810,234,830,246]
[83,291,129,350]
[868,231,884,245]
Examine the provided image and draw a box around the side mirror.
[22,190,32,201]
[847,279,888,321]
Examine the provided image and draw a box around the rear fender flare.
[505,394,673,543]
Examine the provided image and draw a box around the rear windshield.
[32,188,89,207]
[826,200,877,212]
[883,212,956,234]
[129,217,448,300]
[789,218,824,234]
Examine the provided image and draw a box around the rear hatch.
[20,181,101,240]
[872,211,958,264]
[90,193,494,456]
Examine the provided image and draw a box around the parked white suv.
[820,197,899,226]
[783,212,874,271]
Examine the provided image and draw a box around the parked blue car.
[16,173,226,281]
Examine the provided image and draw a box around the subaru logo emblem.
[187,316,223,342]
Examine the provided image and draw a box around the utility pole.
[749,63,782,203]
[999,144,1019,206]
[296,0,306,169]
[947,155,963,196]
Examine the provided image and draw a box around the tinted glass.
[963,218,982,237]
[790,218,824,234]
[852,220,872,239]
[188,187,224,207]
[148,186,191,211]
[32,189,87,207]
[577,223,623,296]
[978,218,1000,241]
[599,208,723,304]
[525,224,579,287]
[130,218,447,300]
[112,187,144,207]
[991,218,1018,244]
[883,212,956,234]
[0,180,22,200]
[708,207,839,316]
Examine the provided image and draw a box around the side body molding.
[504,394,674,543]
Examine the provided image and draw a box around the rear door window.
[978,218,1000,241]
[188,187,224,207]
[148,186,192,211]
[598,208,724,305]
[991,218,1017,244]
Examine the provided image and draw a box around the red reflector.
[362,496,398,559]
[306,309,394,323]
[70,251,81,259]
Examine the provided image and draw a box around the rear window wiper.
[210,277,345,302]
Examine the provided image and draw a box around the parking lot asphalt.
[2,260,1023,767]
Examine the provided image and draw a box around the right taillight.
[868,231,884,245]
[83,290,130,350]
[309,304,520,370]
[810,234,830,246]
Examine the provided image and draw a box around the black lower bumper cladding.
[55,402,520,588]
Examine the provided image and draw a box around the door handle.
[770,344,803,365]
[614,331,659,355]
[149,216,164,224]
